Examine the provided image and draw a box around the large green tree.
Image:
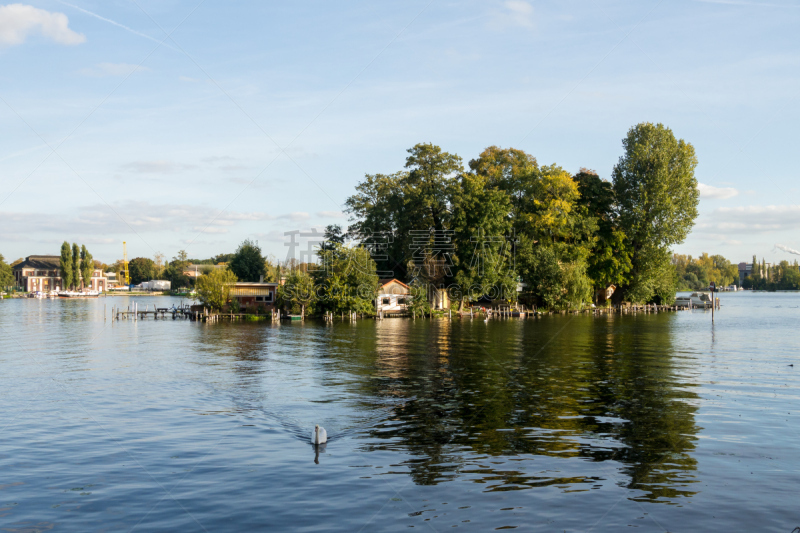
[277,269,316,315]
[314,244,379,315]
[0,254,14,289]
[129,257,157,285]
[60,241,73,291]
[574,169,631,296]
[196,268,238,310]
[612,123,699,303]
[449,171,516,306]
[345,143,463,280]
[80,245,94,289]
[228,239,266,282]
[71,243,80,289]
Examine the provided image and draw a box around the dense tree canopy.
[229,239,266,282]
[0,254,14,289]
[196,268,237,310]
[129,257,156,285]
[343,126,701,309]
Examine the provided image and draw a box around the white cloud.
[695,204,800,235]
[491,1,535,29]
[0,4,85,46]
[316,210,346,219]
[79,62,149,77]
[698,182,739,200]
[278,212,310,222]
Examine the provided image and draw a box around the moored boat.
[675,292,713,309]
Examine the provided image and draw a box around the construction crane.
[121,241,130,286]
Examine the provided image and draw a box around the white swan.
[312,424,327,444]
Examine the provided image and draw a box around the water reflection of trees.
[357,315,699,500]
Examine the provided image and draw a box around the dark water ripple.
[1,293,799,531]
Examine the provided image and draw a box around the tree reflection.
[357,315,699,500]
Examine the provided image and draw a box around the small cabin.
[377,279,411,314]
[229,282,278,311]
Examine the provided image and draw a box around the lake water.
[1,292,799,532]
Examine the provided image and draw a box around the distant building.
[739,261,772,285]
[184,264,226,279]
[134,280,171,291]
[13,255,106,292]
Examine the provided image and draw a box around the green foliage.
[314,244,379,315]
[450,171,515,306]
[673,253,739,291]
[163,251,191,289]
[71,244,80,289]
[574,170,632,292]
[320,225,346,253]
[613,123,699,303]
[60,241,73,290]
[196,268,237,310]
[0,254,14,289]
[277,269,315,315]
[129,257,156,285]
[344,129,701,309]
[229,239,266,282]
[80,245,93,289]
[744,258,800,290]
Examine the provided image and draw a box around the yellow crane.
[121,241,130,286]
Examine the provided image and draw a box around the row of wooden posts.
[106,299,717,324]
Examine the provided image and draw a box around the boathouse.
[13,256,107,292]
[229,281,279,311]
[376,279,411,315]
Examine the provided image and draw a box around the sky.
[1,0,799,265]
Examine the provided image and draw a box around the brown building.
[13,256,107,292]
[229,282,278,311]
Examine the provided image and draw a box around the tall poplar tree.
[613,123,699,303]
[71,243,80,289]
[60,241,73,291]
[80,245,94,290]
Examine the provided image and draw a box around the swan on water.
[312,424,327,444]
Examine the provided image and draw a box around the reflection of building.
[377,279,411,314]
[230,282,278,310]
[13,256,107,292]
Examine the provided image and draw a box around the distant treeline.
[742,256,800,291]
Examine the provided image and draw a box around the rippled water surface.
[1,292,799,531]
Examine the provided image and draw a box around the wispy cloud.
[490,1,535,29]
[0,4,85,46]
[52,0,178,50]
[278,212,311,222]
[696,205,800,235]
[122,160,196,174]
[79,62,150,77]
[698,182,739,200]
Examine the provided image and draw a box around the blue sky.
[1,0,799,265]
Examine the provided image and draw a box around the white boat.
[58,290,101,298]
[675,292,713,309]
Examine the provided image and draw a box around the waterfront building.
[13,255,107,292]
[229,282,278,311]
[376,279,411,315]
